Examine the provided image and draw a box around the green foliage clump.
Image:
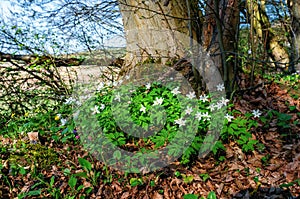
[75,82,211,167]
[221,112,259,152]
[74,81,260,167]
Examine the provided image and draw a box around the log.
[0,52,84,67]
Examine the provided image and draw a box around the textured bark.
[118,0,198,72]
[288,0,300,72]
[118,0,239,94]
[246,0,289,69]
[202,0,239,90]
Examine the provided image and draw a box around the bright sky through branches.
[0,0,125,54]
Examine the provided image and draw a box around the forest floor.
[0,63,299,199]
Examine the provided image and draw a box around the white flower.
[73,110,80,119]
[195,112,211,121]
[208,103,216,111]
[81,94,91,100]
[125,75,130,80]
[201,112,211,121]
[186,91,196,99]
[252,109,262,118]
[153,97,164,106]
[113,81,118,87]
[140,105,146,113]
[75,100,82,106]
[145,82,151,90]
[114,93,121,102]
[248,49,252,55]
[171,87,181,95]
[64,97,75,105]
[97,82,104,91]
[200,94,209,103]
[216,83,225,92]
[225,113,234,122]
[60,118,67,126]
[220,97,229,106]
[100,104,105,110]
[91,105,100,115]
[195,112,202,121]
[174,118,186,127]
[216,102,224,110]
[185,106,193,115]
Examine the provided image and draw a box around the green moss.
[8,141,59,170]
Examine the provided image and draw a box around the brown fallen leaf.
[215,183,224,195]
[152,192,164,199]
[120,192,130,199]
[27,132,39,144]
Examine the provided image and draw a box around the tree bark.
[246,0,289,70]
[202,0,240,92]
[288,0,300,72]
[118,0,239,94]
[118,0,200,73]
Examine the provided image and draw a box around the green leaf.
[199,173,210,182]
[50,176,55,187]
[219,156,226,162]
[174,171,181,177]
[63,168,71,176]
[182,174,194,184]
[130,178,143,187]
[212,141,225,155]
[78,158,92,171]
[113,150,122,160]
[77,184,85,191]
[51,135,59,142]
[85,187,93,194]
[27,189,41,196]
[183,193,198,199]
[259,116,267,123]
[228,127,234,136]
[207,191,217,199]
[61,127,69,135]
[280,182,294,188]
[150,180,155,187]
[74,172,88,178]
[31,179,44,189]
[68,175,77,189]
[230,123,238,130]
[19,167,26,175]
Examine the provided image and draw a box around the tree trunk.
[118,0,210,95]
[118,0,239,94]
[288,0,300,72]
[202,0,240,92]
[118,0,200,72]
[246,0,289,70]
